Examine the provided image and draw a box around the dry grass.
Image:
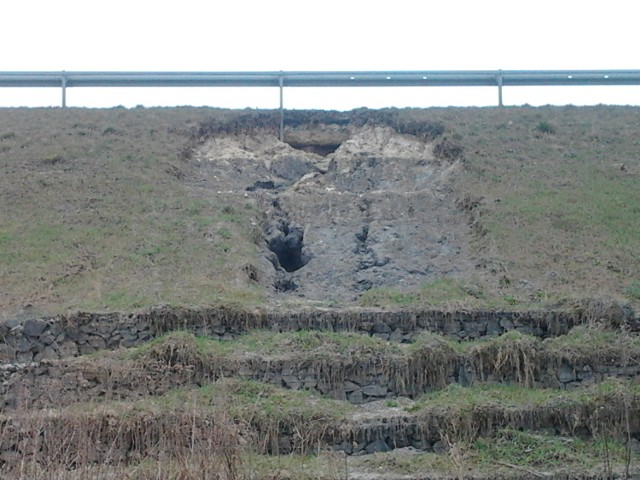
[0,377,352,478]
[349,431,638,479]
[0,107,265,317]
[5,327,639,415]
[358,106,640,310]
[0,404,247,479]
[2,378,639,478]
[1,106,639,316]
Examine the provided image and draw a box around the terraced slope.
[1,106,639,478]
[2,317,640,478]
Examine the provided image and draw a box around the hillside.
[1,105,639,478]
[1,106,639,317]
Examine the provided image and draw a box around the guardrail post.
[61,73,67,108]
[279,73,284,141]
[496,71,503,107]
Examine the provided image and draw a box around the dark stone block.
[362,384,387,397]
[23,319,47,337]
[365,439,390,454]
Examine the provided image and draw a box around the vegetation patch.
[359,277,488,309]
[351,431,637,479]
[132,329,403,362]
[544,325,640,364]
[468,330,541,386]
[3,377,640,476]
[2,105,640,480]
[0,108,267,316]
[99,326,640,401]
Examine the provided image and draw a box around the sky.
[1,0,638,109]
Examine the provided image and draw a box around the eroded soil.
[189,123,475,304]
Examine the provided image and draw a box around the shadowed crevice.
[267,223,309,272]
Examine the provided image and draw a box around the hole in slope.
[267,222,309,272]
[285,141,342,157]
[283,126,350,157]
[246,180,277,191]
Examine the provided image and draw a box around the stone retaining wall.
[0,396,637,462]
[2,352,638,411]
[0,307,589,362]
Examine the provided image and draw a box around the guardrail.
[2,70,640,107]
[2,70,640,138]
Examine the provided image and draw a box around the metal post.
[496,71,503,107]
[61,73,67,108]
[279,73,284,142]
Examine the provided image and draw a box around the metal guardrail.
[1,70,640,108]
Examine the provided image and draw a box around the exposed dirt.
[189,123,474,304]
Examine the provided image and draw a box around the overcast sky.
[1,0,638,109]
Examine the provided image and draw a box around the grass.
[159,378,355,421]
[0,108,267,315]
[1,106,639,315]
[627,281,640,301]
[129,324,640,366]
[451,106,640,307]
[409,378,640,413]
[408,383,562,412]
[357,275,609,312]
[544,325,640,360]
[359,277,489,309]
[357,106,640,310]
[1,378,351,479]
[226,329,402,356]
[114,326,640,403]
[5,366,640,477]
[62,377,354,421]
[351,430,636,478]
[483,170,640,262]
[130,329,404,362]
[472,428,633,472]
[3,104,639,478]
[8,441,636,480]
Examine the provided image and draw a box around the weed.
[626,281,640,301]
[359,288,417,307]
[218,228,233,240]
[535,120,556,134]
[359,277,486,309]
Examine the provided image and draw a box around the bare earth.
[192,124,476,304]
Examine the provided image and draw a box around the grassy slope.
[453,106,640,306]
[0,108,265,316]
[128,327,640,367]
[359,106,640,310]
[1,106,639,316]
